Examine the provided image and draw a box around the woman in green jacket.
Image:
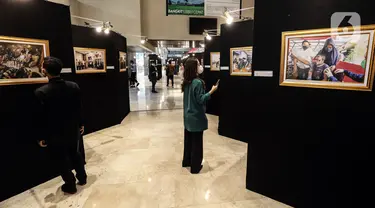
[181,57,218,174]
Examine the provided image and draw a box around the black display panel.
[189,17,218,35]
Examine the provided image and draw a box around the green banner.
[167,0,205,16]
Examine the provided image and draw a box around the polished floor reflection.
[130,66,183,111]
[0,110,291,208]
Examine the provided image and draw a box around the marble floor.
[130,67,183,111]
[0,110,291,208]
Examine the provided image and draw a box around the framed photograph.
[230,46,253,76]
[0,36,49,86]
[210,52,220,71]
[280,25,375,91]
[119,51,127,72]
[74,47,106,74]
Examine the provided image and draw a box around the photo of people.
[210,52,220,71]
[74,47,106,73]
[280,25,375,91]
[230,46,253,76]
[0,36,49,86]
[119,51,127,72]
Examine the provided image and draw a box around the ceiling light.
[96,27,102,33]
[104,28,110,34]
[226,16,233,24]
[141,39,146,44]
[206,34,212,40]
[224,11,234,24]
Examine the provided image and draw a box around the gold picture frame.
[74,47,106,74]
[0,36,49,86]
[280,24,375,91]
[230,46,253,76]
[119,51,127,72]
[210,52,220,71]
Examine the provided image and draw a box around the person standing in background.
[130,60,139,88]
[181,57,218,174]
[166,61,175,87]
[149,63,158,93]
[35,57,87,194]
[179,62,185,79]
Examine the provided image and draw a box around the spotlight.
[104,28,110,34]
[206,34,212,40]
[224,11,234,24]
[226,16,233,24]
[141,39,146,44]
[96,27,102,33]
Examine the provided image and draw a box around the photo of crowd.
[281,26,375,90]
[119,51,127,72]
[210,52,220,71]
[0,36,49,85]
[74,47,106,73]
[230,47,252,76]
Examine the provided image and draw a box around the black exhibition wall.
[240,0,375,207]
[0,0,75,201]
[0,0,129,201]
[203,36,221,116]
[218,20,254,143]
[71,25,130,134]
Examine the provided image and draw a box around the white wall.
[75,0,142,46]
[48,0,142,46]
[141,0,254,41]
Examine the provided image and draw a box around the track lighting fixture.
[96,27,102,32]
[224,11,233,24]
[95,21,112,34]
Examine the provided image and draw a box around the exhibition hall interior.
[0,0,373,207]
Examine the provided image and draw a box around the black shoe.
[152,91,158,93]
[61,184,77,194]
[191,165,203,174]
[77,180,87,186]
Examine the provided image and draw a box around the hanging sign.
[167,0,205,16]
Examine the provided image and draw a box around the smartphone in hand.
[216,79,220,86]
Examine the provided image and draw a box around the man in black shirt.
[35,57,87,194]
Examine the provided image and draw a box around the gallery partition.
[240,0,375,207]
[71,25,130,134]
[203,36,221,116]
[218,20,254,143]
[0,0,130,201]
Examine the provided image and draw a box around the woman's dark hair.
[182,57,205,92]
[181,57,198,92]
